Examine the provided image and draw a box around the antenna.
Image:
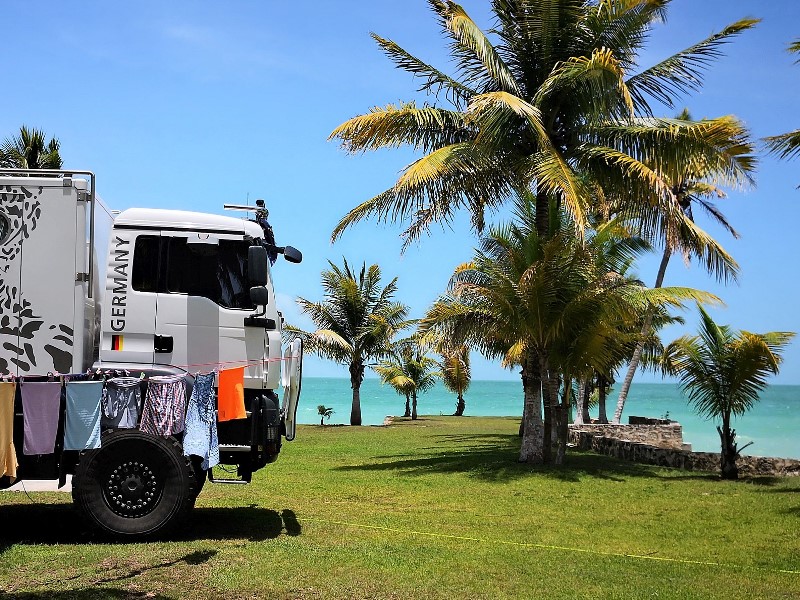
[224,198,266,213]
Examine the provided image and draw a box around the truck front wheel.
[72,430,196,538]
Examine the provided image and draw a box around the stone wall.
[569,423,685,450]
[569,428,800,477]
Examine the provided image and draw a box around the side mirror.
[283,245,302,264]
[248,245,268,286]
[249,286,269,306]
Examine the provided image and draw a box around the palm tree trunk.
[350,384,362,426]
[519,351,543,464]
[718,410,739,480]
[574,379,590,425]
[540,355,558,464]
[403,393,411,418]
[597,375,609,424]
[453,393,465,416]
[411,391,418,420]
[349,361,365,426]
[612,247,672,424]
[535,191,550,238]
[555,375,571,465]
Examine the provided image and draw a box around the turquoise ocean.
[295,378,800,460]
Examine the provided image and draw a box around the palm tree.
[375,344,415,418]
[662,306,795,479]
[611,110,756,423]
[441,344,471,416]
[317,405,334,426]
[376,337,440,420]
[330,1,756,249]
[423,197,714,464]
[285,259,410,425]
[765,39,800,178]
[0,125,62,170]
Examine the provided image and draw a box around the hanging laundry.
[21,381,61,455]
[64,381,103,451]
[0,381,18,481]
[102,377,142,429]
[140,374,187,436]
[183,372,219,470]
[217,367,246,422]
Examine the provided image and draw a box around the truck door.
[100,231,157,366]
[154,233,267,384]
[0,180,81,375]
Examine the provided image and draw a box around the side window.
[217,240,253,310]
[131,235,161,292]
[165,237,254,310]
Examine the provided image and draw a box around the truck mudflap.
[281,338,303,441]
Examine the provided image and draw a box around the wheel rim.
[101,459,164,518]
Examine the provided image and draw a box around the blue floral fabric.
[183,372,219,471]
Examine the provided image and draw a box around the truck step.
[208,468,251,485]
[218,444,251,453]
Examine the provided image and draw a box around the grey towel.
[21,382,61,456]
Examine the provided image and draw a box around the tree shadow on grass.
[334,432,703,483]
[0,503,300,553]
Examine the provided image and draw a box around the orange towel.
[0,382,18,481]
[217,367,246,421]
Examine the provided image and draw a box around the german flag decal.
[111,335,124,351]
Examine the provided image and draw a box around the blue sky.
[2,1,799,383]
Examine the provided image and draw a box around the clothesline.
[0,368,240,482]
[0,355,292,382]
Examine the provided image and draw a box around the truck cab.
[99,207,301,476]
[0,170,303,537]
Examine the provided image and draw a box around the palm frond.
[627,18,759,113]
[332,142,515,244]
[431,0,521,94]
[329,102,472,154]
[764,130,800,161]
[789,38,800,59]
[371,33,475,107]
[588,116,757,189]
[527,150,592,233]
[534,47,634,119]
[466,91,548,147]
[582,0,668,72]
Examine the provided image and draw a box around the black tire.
[72,430,196,539]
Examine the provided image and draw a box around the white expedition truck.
[0,169,303,537]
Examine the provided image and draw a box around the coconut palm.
[662,306,795,479]
[611,110,756,423]
[285,259,410,425]
[423,197,715,464]
[441,344,471,416]
[0,125,62,170]
[330,1,756,249]
[375,344,415,418]
[376,337,440,420]
[764,39,800,177]
[317,405,334,426]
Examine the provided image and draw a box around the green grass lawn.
[1,416,798,599]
